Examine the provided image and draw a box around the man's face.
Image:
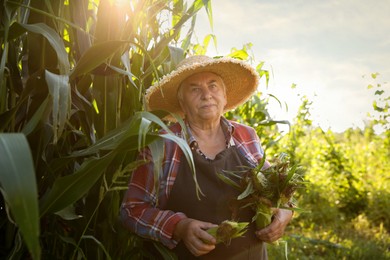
[178,72,227,123]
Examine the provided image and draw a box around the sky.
[193,0,390,133]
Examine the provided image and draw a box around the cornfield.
[1,1,389,259]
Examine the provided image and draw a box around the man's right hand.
[173,218,217,256]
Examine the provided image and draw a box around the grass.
[268,213,390,259]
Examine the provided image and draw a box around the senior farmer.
[121,55,293,259]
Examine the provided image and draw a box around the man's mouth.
[200,103,216,109]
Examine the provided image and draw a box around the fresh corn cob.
[217,153,306,232]
[206,220,249,245]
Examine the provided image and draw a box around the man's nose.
[201,88,212,99]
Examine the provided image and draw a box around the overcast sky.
[194,0,390,133]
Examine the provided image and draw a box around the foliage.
[227,80,390,259]
[218,153,305,230]
[225,91,289,151]
[0,134,40,259]
[367,73,389,131]
[1,0,388,259]
[0,0,213,259]
[270,91,390,259]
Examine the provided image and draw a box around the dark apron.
[165,146,267,259]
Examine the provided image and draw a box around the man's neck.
[188,118,222,139]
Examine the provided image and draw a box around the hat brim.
[146,57,259,120]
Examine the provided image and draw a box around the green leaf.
[216,172,241,190]
[71,120,135,156]
[160,132,203,198]
[40,152,116,216]
[228,49,249,60]
[237,180,254,200]
[138,117,153,151]
[81,236,112,260]
[70,111,173,158]
[55,204,83,221]
[108,54,138,90]
[15,22,70,74]
[0,100,27,132]
[137,111,175,134]
[133,113,200,198]
[203,0,213,30]
[45,70,71,144]
[375,90,385,96]
[22,97,50,136]
[149,138,165,202]
[258,119,291,127]
[371,72,379,79]
[71,114,149,157]
[0,134,41,260]
[70,40,128,80]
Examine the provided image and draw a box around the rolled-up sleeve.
[120,149,187,249]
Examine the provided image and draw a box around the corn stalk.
[0,0,212,259]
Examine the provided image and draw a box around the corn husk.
[206,220,249,245]
[218,153,305,230]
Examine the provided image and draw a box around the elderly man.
[121,55,293,259]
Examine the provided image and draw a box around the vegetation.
[230,83,390,259]
[217,153,306,230]
[0,0,389,259]
[275,75,390,259]
[206,220,249,245]
[1,0,212,259]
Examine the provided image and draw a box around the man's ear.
[178,99,186,114]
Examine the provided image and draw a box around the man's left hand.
[255,208,293,243]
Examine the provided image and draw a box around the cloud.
[194,0,390,131]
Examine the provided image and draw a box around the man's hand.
[255,208,293,243]
[173,218,217,256]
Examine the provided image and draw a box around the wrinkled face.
[178,72,227,123]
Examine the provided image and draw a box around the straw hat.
[145,55,259,120]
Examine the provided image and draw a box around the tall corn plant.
[0,0,212,259]
[224,44,289,152]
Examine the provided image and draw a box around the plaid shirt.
[120,117,266,249]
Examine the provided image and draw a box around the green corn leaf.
[70,40,128,80]
[0,134,41,260]
[22,97,50,136]
[237,181,254,200]
[40,152,116,216]
[71,116,142,157]
[138,117,153,152]
[135,111,202,198]
[149,138,165,203]
[0,109,13,131]
[81,236,112,260]
[160,132,203,198]
[216,172,241,190]
[71,111,168,157]
[45,70,71,144]
[15,23,70,74]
